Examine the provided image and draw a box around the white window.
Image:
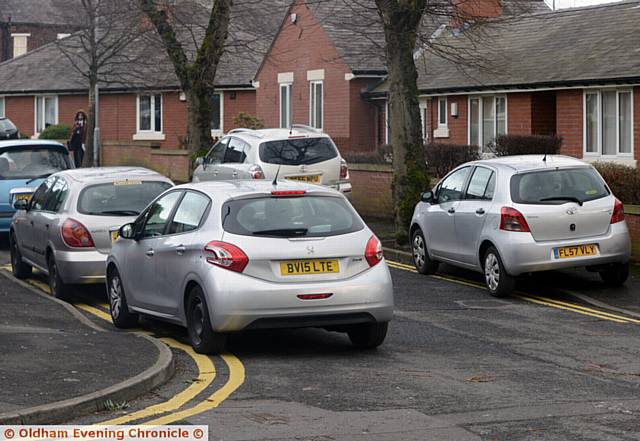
[438,97,447,127]
[134,94,164,140]
[0,97,5,118]
[12,34,29,58]
[469,95,507,153]
[280,84,291,129]
[57,33,71,40]
[584,89,633,158]
[419,100,428,143]
[309,80,323,129]
[210,92,223,136]
[34,96,58,134]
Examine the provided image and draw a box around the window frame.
[210,92,224,137]
[279,83,292,129]
[166,190,212,237]
[11,33,29,58]
[34,95,58,136]
[463,166,496,201]
[135,94,164,140]
[436,165,472,204]
[0,97,5,118]
[438,97,448,128]
[309,80,324,129]
[583,89,634,159]
[467,95,508,153]
[137,190,184,240]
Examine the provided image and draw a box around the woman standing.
[68,111,87,167]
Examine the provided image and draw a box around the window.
[0,97,5,117]
[137,94,162,133]
[510,167,609,205]
[35,96,58,134]
[44,177,69,212]
[259,137,338,166]
[469,95,506,152]
[280,84,292,129]
[465,167,495,201]
[309,81,323,129]
[206,137,229,163]
[168,192,210,234]
[57,33,71,40]
[419,101,428,142]
[78,181,172,216]
[438,97,447,127]
[437,166,471,204]
[223,137,249,163]
[30,177,56,211]
[141,191,182,239]
[210,93,223,135]
[12,34,28,58]
[584,90,633,157]
[0,147,70,180]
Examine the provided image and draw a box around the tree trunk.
[185,87,214,153]
[83,80,96,167]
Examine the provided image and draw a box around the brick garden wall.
[625,208,640,261]
[349,164,393,219]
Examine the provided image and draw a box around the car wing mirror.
[13,199,29,211]
[195,157,204,168]
[119,223,137,241]
[421,191,435,204]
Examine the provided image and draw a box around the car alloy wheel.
[413,234,426,268]
[485,253,500,292]
[189,297,206,347]
[109,274,123,319]
[108,268,138,328]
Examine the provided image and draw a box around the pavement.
[0,237,174,424]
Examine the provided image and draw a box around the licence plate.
[280,259,340,276]
[553,244,598,259]
[14,193,32,202]
[286,175,321,184]
[110,230,119,243]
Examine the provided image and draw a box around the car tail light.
[249,165,265,179]
[271,190,306,197]
[611,198,625,224]
[61,219,95,248]
[500,207,531,232]
[297,293,333,300]
[340,158,349,180]
[365,235,383,267]
[204,241,248,273]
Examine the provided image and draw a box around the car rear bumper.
[202,260,394,332]
[55,249,108,284]
[328,181,352,200]
[496,223,631,276]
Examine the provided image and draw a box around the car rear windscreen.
[510,167,609,205]
[0,119,16,131]
[0,148,70,180]
[259,138,338,166]
[222,195,364,238]
[78,180,172,216]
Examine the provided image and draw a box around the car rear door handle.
[145,249,155,257]
[232,171,238,178]
[476,208,485,215]
[448,208,456,214]
[175,245,186,255]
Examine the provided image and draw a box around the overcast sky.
[545,0,623,8]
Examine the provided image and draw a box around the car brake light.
[297,293,333,300]
[611,198,625,224]
[340,158,349,180]
[500,207,531,232]
[365,235,383,267]
[204,241,248,273]
[271,190,306,196]
[249,165,265,179]
[61,219,95,248]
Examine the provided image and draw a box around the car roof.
[227,127,331,143]
[178,179,341,200]
[470,155,589,173]
[0,139,65,149]
[56,167,173,184]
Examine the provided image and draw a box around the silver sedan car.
[410,155,631,297]
[107,180,394,354]
[10,167,173,300]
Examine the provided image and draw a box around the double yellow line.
[386,260,640,325]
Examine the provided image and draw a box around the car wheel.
[412,228,439,275]
[108,268,139,328]
[186,286,227,355]
[599,263,629,287]
[483,246,515,298]
[48,255,71,301]
[347,322,388,349]
[9,233,32,279]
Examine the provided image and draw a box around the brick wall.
[508,92,533,135]
[625,210,640,261]
[428,95,468,145]
[223,90,257,132]
[635,86,640,165]
[349,78,380,152]
[531,91,557,136]
[101,142,190,182]
[349,165,393,219]
[556,89,583,158]
[0,23,78,61]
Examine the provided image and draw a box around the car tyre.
[599,263,629,287]
[108,268,139,328]
[48,255,71,301]
[186,286,227,355]
[412,228,439,275]
[483,246,515,298]
[9,232,32,279]
[347,322,388,349]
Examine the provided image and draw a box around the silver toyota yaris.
[410,155,631,297]
[107,180,394,354]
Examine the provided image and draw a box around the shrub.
[19,132,29,139]
[342,144,392,164]
[592,162,640,205]
[492,134,562,157]
[233,112,264,130]
[425,143,480,178]
[39,124,71,140]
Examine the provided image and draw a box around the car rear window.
[259,138,338,166]
[78,180,172,216]
[0,147,70,180]
[510,167,609,205]
[0,119,16,131]
[222,195,364,238]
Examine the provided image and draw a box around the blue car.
[0,140,73,233]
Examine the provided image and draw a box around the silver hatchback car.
[107,180,393,354]
[410,155,631,297]
[10,167,173,300]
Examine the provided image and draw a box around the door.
[37,177,70,267]
[193,137,228,182]
[424,166,471,260]
[218,137,251,180]
[19,177,55,264]
[124,191,183,311]
[455,167,496,265]
[154,191,211,316]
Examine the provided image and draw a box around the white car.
[192,125,352,199]
[410,155,631,297]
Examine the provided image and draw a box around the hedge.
[593,162,640,205]
[425,143,480,178]
[492,134,562,157]
[39,124,71,140]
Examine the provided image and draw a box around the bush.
[233,112,264,130]
[425,143,480,178]
[342,144,392,164]
[19,132,29,139]
[492,134,562,157]
[592,162,640,205]
[39,124,71,140]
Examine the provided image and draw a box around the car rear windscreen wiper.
[252,228,309,237]
[539,196,583,206]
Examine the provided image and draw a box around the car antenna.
[272,165,281,186]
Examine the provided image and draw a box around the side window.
[30,177,55,211]
[465,167,495,201]
[141,191,182,239]
[207,137,229,163]
[43,177,69,212]
[437,167,471,204]
[223,137,247,163]
[241,141,252,163]
[167,192,210,235]
[484,172,496,200]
